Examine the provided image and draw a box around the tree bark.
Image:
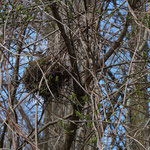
[126,2,150,149]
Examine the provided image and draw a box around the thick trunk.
[126,2,150,149]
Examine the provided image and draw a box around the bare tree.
[0,0,149,150]
[125,1,150,149]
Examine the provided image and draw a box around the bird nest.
[23,56,70,98]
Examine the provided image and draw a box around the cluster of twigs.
[23,56,70,98]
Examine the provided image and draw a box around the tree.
[125,1,150,149]
[0,0,149,150]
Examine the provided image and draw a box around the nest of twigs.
[23,56,70,98]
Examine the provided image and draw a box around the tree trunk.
[126,2,150,149]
